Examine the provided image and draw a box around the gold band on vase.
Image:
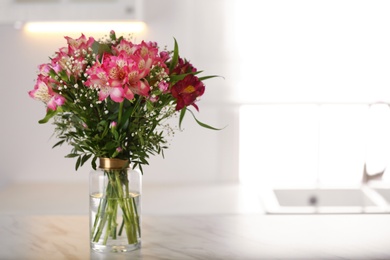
[99,158,129,170]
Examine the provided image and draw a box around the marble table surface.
[1,214,390,260]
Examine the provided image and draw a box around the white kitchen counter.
[1,214,390,259]
[0,182,390,259]
[0,182,264,215]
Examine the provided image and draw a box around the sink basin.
[261,186,390,214]
[373,188,390,204]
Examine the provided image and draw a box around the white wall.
[0,0,239,186]
[233,0,390,103]
[5,0,390,188]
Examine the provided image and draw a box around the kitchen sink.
[261,186,390,214]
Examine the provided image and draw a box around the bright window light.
[239,104,320,187]
[235,0,390,187]
[23,21,147,34]
[232,1,390,104]
[239,104,390,187]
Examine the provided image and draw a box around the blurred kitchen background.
[2,0,390,215]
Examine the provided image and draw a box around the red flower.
[171,74,205,111]
[172,58,197,75]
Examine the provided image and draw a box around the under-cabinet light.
[24,21,146,34]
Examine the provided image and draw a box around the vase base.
[91,242,141,253]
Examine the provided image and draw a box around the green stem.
[114,172,137,244]
[111,201,118,239]
[91,195,103,237]
[118,102,124,125]
[130,98,142,118]
[103,203,113,244]
[91,169,140,246]
[93,197,109,242]
[118,219,125,236]
[131,197,141,236]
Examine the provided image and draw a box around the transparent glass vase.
[89,158,142,253]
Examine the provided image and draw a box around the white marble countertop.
[1,214,390,260]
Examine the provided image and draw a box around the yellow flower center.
[183,85,195,94]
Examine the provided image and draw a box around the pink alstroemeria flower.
[65,34,94,56]
[85,62,124,102]
[126,79,150,98]
[38,64,51,76]
[125,58,150,97]
[29,76,65,110]
[130,54,150,80]
[52,47,88,79]
[50,47,72,77]
[112,38,137,56]
[126,41,162,96]
[137,41,158,65]
[105,54,131,88]
[85,39,170,103]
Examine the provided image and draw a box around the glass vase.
[89,158,141,253]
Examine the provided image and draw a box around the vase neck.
[99,158,129,170]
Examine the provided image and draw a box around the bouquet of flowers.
[28,30,219,249]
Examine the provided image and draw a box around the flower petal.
[110,87,124,103]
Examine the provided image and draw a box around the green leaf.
[169,38,179,72]
[138,164,144,175]
[120,106,133,129]
[75,156,81,171]
[122,119,129,130]
[169,73,191,83]
[146,100,154,112]
[111,126,119,140]
[81,154,92,167]
[179,108,186,130]
[138,131,145,146]
[92,41,112,62]
[65,153,79,158]
[111,149,119,158]
[186,109,225,131]
[92,156,97,170]
[59,71,69,82]
[38,109,57,124]
[91,41,100,54]
[52,140,65,149]
[104,142,117,150]
[198,75,223,81]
